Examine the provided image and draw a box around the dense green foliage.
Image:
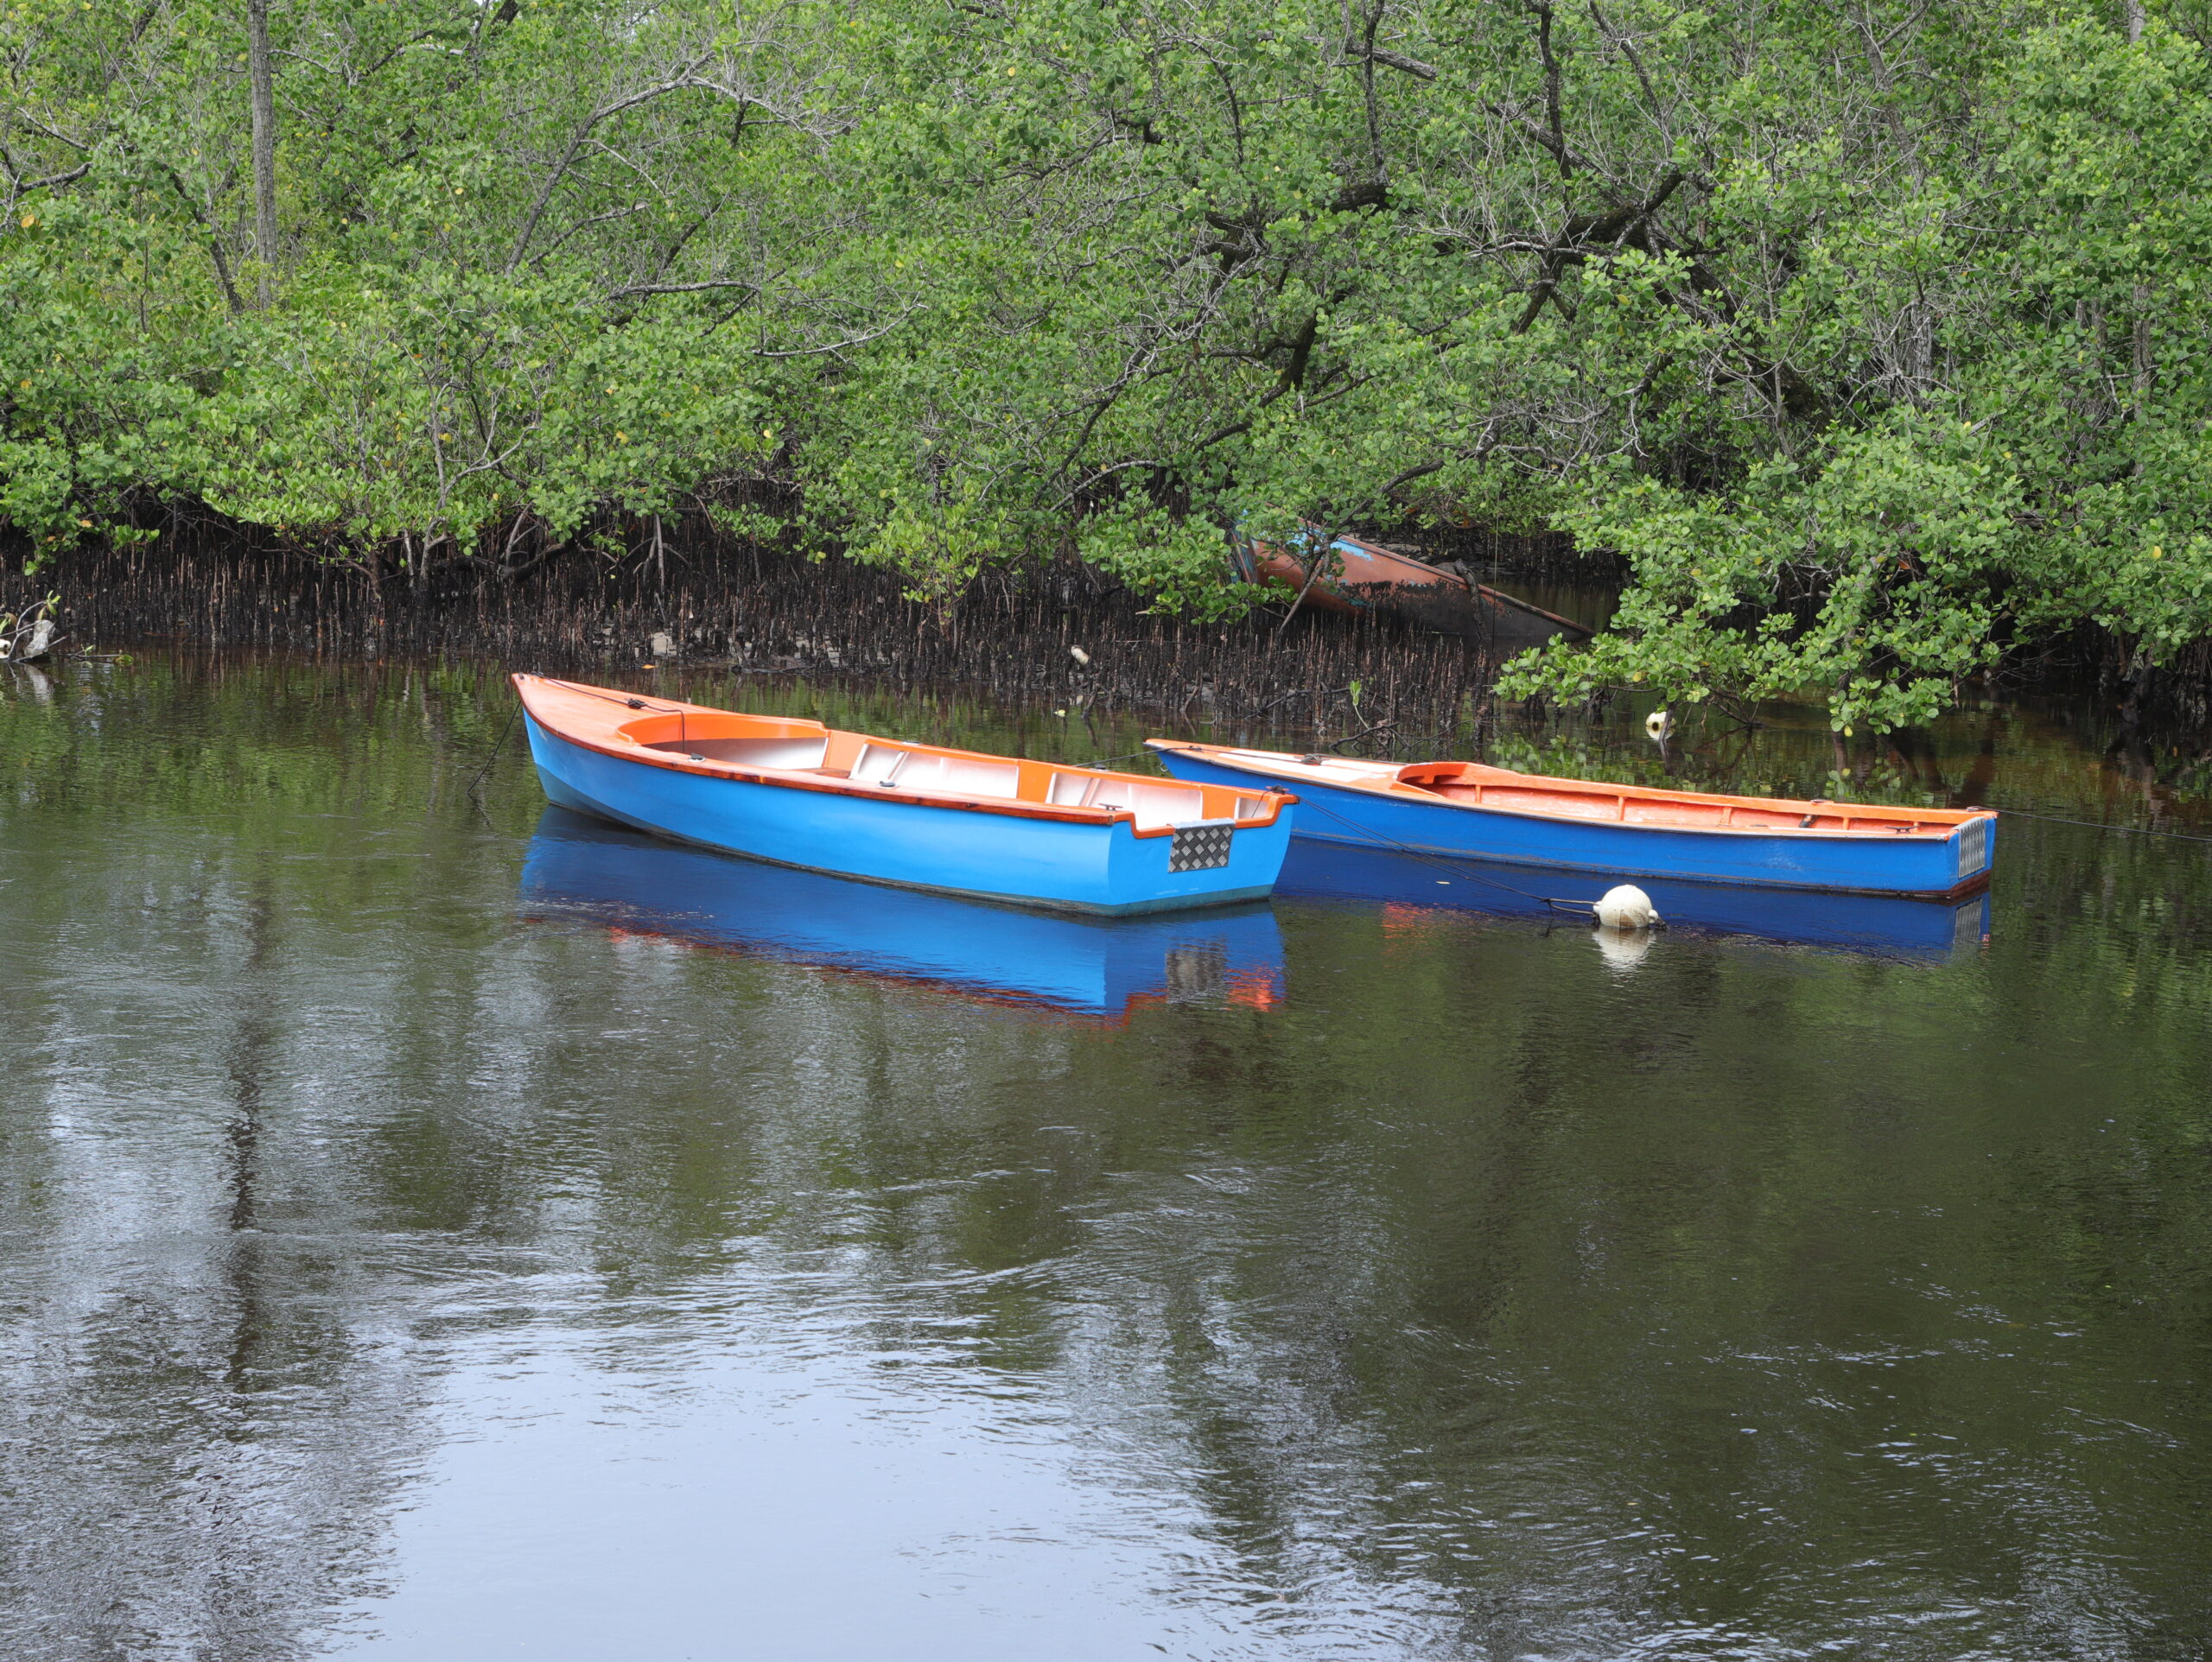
[6,0,2212,724]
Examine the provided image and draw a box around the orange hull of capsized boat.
[1243,530,1591,644]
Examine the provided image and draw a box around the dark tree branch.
[1533,3,1571,181]
[1511,168,1688,333]
[609,277,760,298]
[1343,40,1440,79]
[1586,0,1662,124]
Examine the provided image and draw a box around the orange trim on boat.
[515,676,1294,834]
[1151,741,1994,842]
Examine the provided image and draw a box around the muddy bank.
[3,520,1553,752]
[18,511,2212,746]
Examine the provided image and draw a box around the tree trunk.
[247,0,277,303]
[2133,290,2154,402]
[2124,6,2152,395]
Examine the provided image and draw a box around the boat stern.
[1949,813,1997,891]
[1096,806,1295,914]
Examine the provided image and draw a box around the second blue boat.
[1150,741,1995,899]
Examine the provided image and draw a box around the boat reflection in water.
[1279,841,1991,962]
[521,809,1287,1020]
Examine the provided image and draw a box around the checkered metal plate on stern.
[1168,821,1235,872]
[1955,816,1990,877]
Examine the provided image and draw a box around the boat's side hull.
[1155,749,1992,899]
[525,716,1291,914]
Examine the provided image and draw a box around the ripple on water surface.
[1,651,2209,1661]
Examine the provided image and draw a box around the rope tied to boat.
[464,700,523,808]
[1999,806,2212,845]
[542,677,689,715]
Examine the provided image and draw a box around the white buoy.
[1644,708,1673,742]
[1593,884,1660,930]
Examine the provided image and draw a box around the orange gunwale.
[1152,742,1995,841]
[514,676,1294,834]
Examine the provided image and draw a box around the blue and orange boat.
[515,676,1295,914]
[1149,741,1995,899]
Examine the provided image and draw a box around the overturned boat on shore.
[1235,529,1592,650]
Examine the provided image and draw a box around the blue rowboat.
[521,808,1287,1020]
[515,676,1294,915]
[1148,740,1995,900]
[1276,841,1990,961]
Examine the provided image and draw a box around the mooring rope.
[542,677,688,714]
[464,699,523,805]
[1999,806,2212,845]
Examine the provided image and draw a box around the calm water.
[3,651,2210,1661]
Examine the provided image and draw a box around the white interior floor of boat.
[639,734,1243,830]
